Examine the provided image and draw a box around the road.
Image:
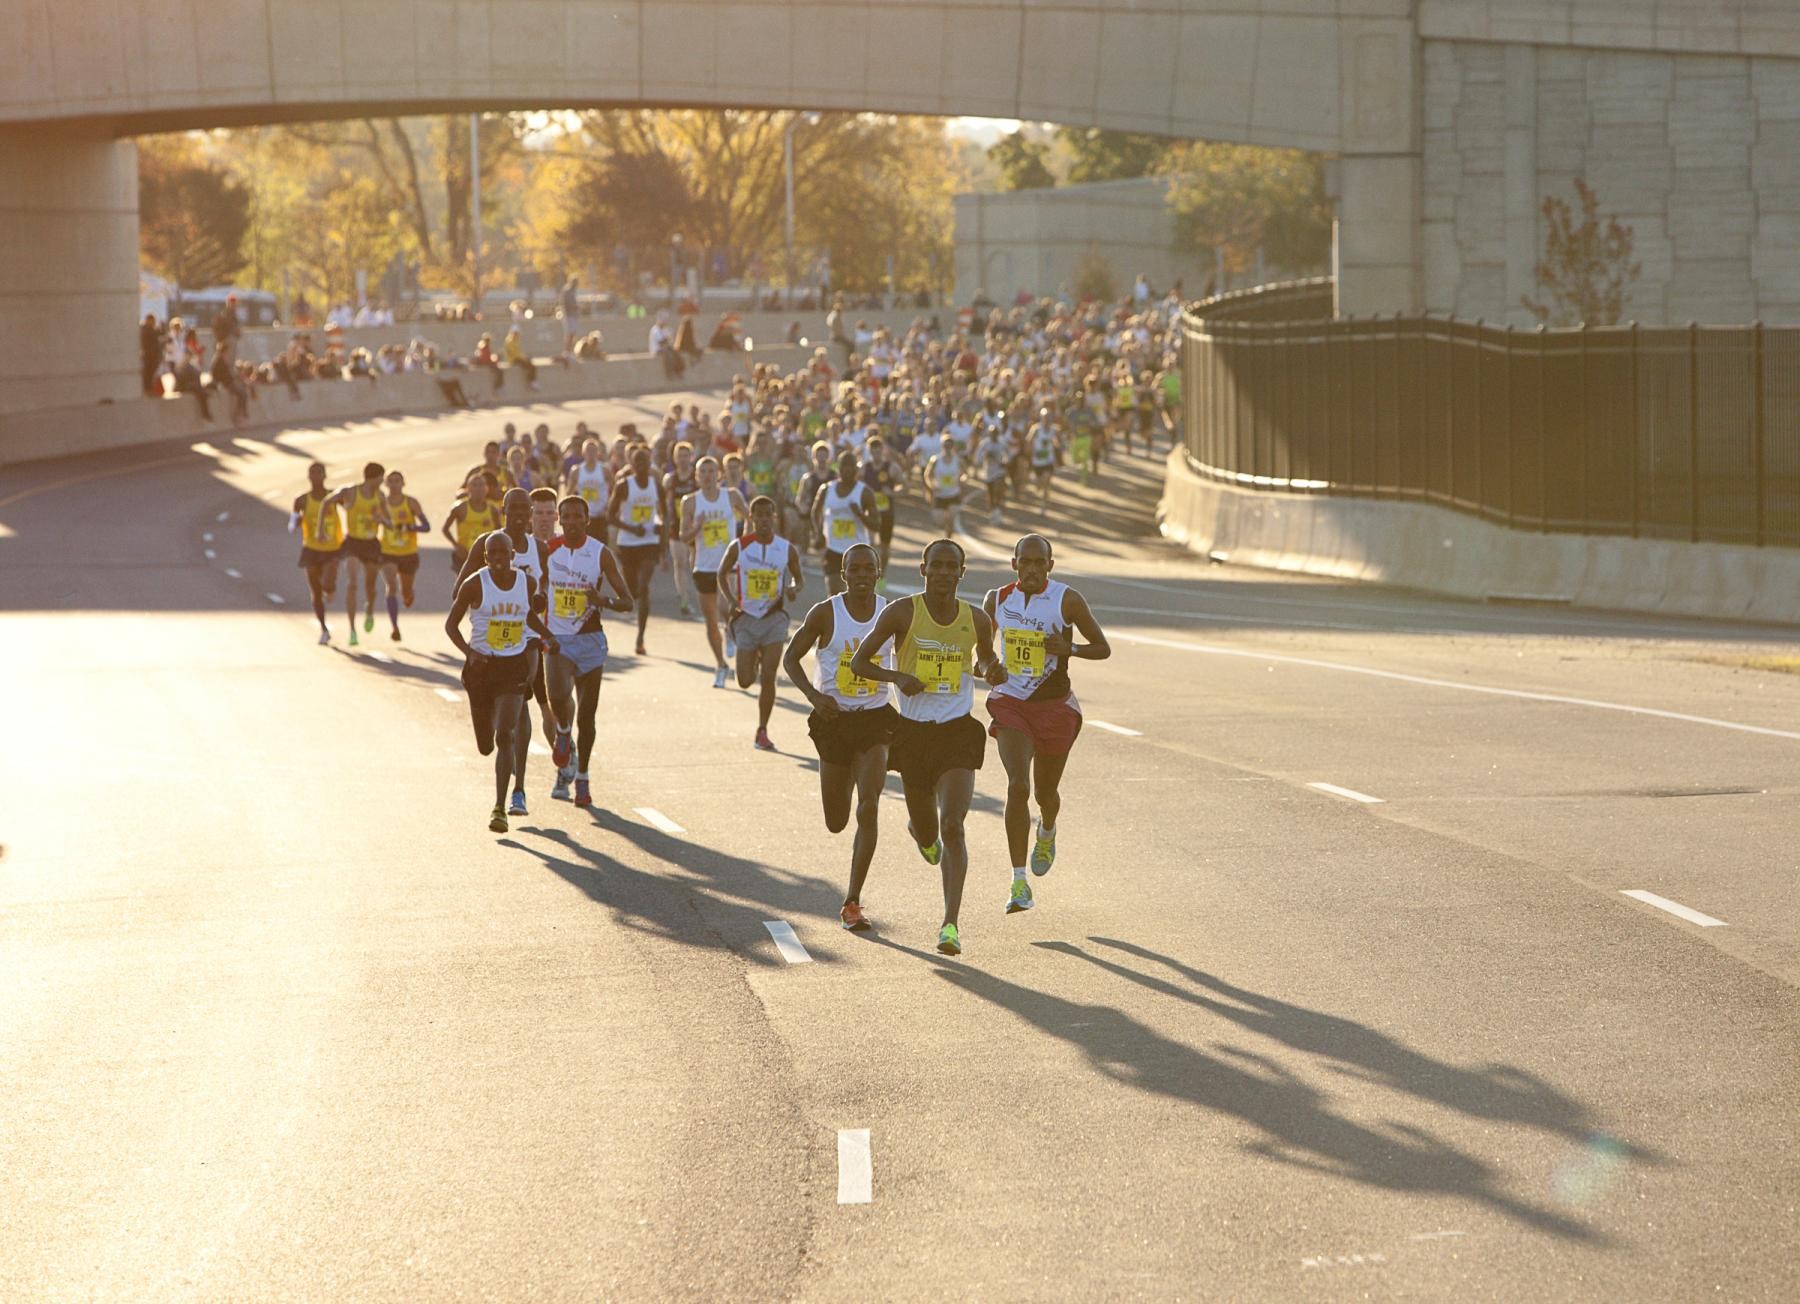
[3,389,1798,1301]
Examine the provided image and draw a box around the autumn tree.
[1522,179,1640,327]
[1055,128,1170,184]
[138,135,251,289]
[1157,142,1332,276]
[987,130,1056,192]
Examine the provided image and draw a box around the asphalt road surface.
[4,389,1798,1301]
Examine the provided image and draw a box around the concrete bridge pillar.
[1334,153,1424,316]
[0,128,140,415]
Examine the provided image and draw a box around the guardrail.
[1182,286,1800,549]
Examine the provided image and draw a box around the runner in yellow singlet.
[850,538,1005,956]
[442,473,503,583]
[292,460,345,645]
[377,469,429,643]
[339,461,386,647]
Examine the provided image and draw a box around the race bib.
[915,646,963,695]
[552,586,588,619]
[487,618,523,650]
[701,517,731,548]
[745,568,779,601]
[1003,627,1047,678]
[580,487,600,506]
[831,517,858,540]
[873,491,891,511]
[630,503,653,525]
[835,646,878,699]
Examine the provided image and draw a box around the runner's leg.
[756,643,780,731]
[994,728,1036,869]
[935,767,976,928]
[573,668,603,772]
[699,591,725,666]
[491,690,521,806]
[381,562,400,634]
[307,564,329,630]
[734,620,758,689]
[845,743,887,905]
[819,760,853,833]
[902,777,940,850]
[1033,746,1072,836]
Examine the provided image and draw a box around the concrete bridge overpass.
[4,0,1800,416]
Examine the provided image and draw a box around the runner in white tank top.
[718,496,804,750]
[813,449,872,596]
[543,494,633,809]
[981,533,1111,912]
[680,456,751,688]
[782,542,897,933]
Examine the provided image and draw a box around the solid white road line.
[1111,631,1800,742]
[837,1128,872,1204]
[634,806,685,835]
[434,688,462,702]
[223,567,242,579]
[1308,782,1385,805]
[265,593,285,605]
[763,920,814,965]
[1621,890,1727,928]
[1087,719,1143,737]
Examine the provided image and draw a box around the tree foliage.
[1055,128,1170,184]
[1157,142,1332,275]
[138,135,251,289]
[987,130,1056,192]
[1522,178,1640,327]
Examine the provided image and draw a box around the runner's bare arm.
[782,601,836,711]
[715,540,741,619]
[452,531,490,591]
[444,577,482,658]
[598,547,633,612]
[678,493,697,544]
[848,601,919,693]
[1055,588,1110,661]
[973,608,1008,686]
[785,542,805,601]
[409,497,430,532]
[440,503,463,548]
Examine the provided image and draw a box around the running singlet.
[732,535,793,619]
[301,493,343,551]
[688,488,736,572]
[1031,429,1058,468]
[455,502,502,554]
[617,475,661,546]
[380,497,419,555]
[747,455,777,499]
[895,595,977,724]
[345,486,383,540]
[981,442,1009,483]
[861,462,895,514]
[931,455,962,501]
[572,463,611,515]
[470,567,531,657]
[990,580,1074,703]
[820,482,870,550]
[545,535,605,636]
[816,594,889,710]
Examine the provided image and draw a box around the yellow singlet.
[456,501,502,553]
[380,497,419,556]
[345,485,382,540]
[896,594,977,719]
[301,492,343,551]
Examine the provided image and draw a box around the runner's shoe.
[936,923,961,955]
[754,727,776,751]
[635,639,647,656]
[349,628,360,647]
[712,666,729,689]
[318,628,331,645]
[551,770,571,802]
[679,599,693,617]
[1007,878,1035,913]
[390,628,402,642]
[509,791,528,817]
[363,613,375,634]
[840,902,871,932]
[907,821,943,866]
[552,727,572,767]
[1030,824,1057,876]
[725,631,736,659]
[489,805,508,833]
[574,778,593,808]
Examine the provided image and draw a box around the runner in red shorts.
[982,533,1111,914]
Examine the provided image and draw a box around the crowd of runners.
[285,296,1178,953]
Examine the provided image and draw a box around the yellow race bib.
[874,491,891,511]
[1003,628,1047,678]
[630,503,653,525]
[916,646,963,695]
[702,517,731,548]
[835,646,878,699]
[745,568,779,601]
[831,517,858,540]
[580,488,600,506]
[552,586,588,620]
[487,619,523,650]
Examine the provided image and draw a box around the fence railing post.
[1688,320,1700,543]
[1473,318,1485,516]
[1578,322,1590,532]
[1628,322,1640,538]
[1537,324,1549,532]
[1503,324,1514,527]
[1444,317,1456,508]
[1752,320,1765,547]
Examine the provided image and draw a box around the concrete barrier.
[1161,449,1800,627]
[0,346,801,469]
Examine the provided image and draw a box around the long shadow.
[1058,937,1665,1166]
[869,934,1609,1244]
[502,813,847,966]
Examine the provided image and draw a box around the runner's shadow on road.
[330,644,464,691]
[507,818,846,967]
[867,934,1611,1246]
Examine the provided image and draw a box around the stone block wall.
[1422,39,1800,325]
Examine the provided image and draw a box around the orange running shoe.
[840,901,871,932]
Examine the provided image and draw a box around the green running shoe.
[1007,878,1035,914]
[489,804,508,833]
[348,628,359,647]
[908,821,942,866]
[363,612,374,633]
[1030,825,1057,877]
[936,922,961,955]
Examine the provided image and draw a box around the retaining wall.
[1159,449,1800,626]
[0,346,799,470]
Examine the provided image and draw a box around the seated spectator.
[573,330,606,361]
[475,333,504,391]
[503,326,538,391]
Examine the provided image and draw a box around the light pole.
[783,111,821,309]
[668,232,683,310]
[469,113,481,317]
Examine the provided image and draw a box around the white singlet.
[820,481,870,551]
[545,535,606,636]
[617,475,661,546]
[990,579,1076,704]
[732,535,793,619]
[815,594,890,711]
[572,463,611,515]
[688,487,737,572]
[470,567,531,658]
[931,454,963,501]
[1031,428,1058,468]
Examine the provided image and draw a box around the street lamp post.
[783,112,821,310]
[668,233,683,311]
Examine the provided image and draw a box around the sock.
[577,771,588,781]
[1039,822,1055,838]
[386,595,399,626]
[1013,865,1028,881]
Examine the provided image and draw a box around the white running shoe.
[317,628,331,645]
[713,665,730,689]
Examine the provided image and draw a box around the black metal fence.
[1182,284,1800,548]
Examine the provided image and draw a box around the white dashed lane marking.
[202,532,214,543]
[434,688,462,703]
[837,1129,872,1204]
[215,511,230,522]
[528,741,550,757]
[762,920,814,965]
[1621,890,1727,928]
[265,593,285,605]
[203,549,217,560]
[223,567,243,579]
[1087,719,1142,737]
[634,807,685,835]
[367,651,393,663]
[1308,782,1385,805]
